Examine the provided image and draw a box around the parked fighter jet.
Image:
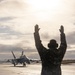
[11,51,30,67]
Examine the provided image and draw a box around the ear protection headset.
[48,39,58,48]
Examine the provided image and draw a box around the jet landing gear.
[23,62,26,67]
[14,63,16,67]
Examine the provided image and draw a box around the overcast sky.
[0,0,75,50]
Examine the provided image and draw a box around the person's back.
[34,25,67,75]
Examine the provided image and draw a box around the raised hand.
[59,25,64,33]
[35,24,40,32]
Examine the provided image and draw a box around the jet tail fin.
[21,51,24,56]
[11,51,16,59]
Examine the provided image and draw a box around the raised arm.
[34,24,41,48]
[34,24,46,54]
[59,25,67,54]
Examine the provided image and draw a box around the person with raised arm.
[34,24,67,75]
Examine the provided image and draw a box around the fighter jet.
[11,51,30,67]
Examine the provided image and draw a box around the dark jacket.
[34,31,67,75]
